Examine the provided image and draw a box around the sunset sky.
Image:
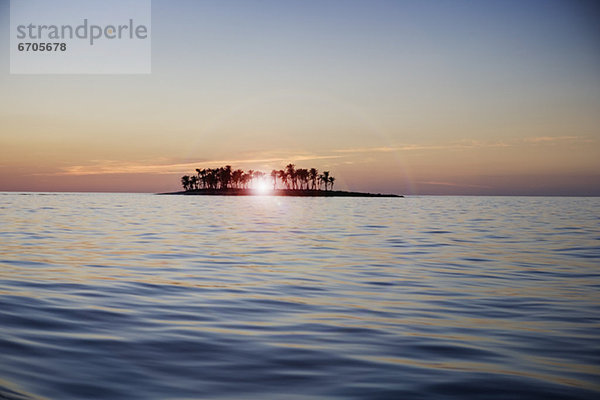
[1,0,599,195]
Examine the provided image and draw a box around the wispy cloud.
[332,136,590,155]
[418,181,493,189]
[42,136,592,177]
[46,154,343,176]
[522,136,582,143]
[332,140,509,155]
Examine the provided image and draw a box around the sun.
[255,180,271,195]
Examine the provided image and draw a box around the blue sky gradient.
[0,0,599,194]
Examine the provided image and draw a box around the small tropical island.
[161,164,402,197]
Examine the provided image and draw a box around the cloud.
[46,154,344,176]
[331,141,509,154]
[331,136,590,156]
[42,136,593,177]
[418,181,493,189]
[522,136,582,143]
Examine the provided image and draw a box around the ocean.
[0,193,599,399]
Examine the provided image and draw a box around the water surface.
[1,193,599,399]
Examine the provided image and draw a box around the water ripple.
[1,194,599,399]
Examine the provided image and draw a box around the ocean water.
[0,193,599,400]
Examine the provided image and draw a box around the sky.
[0,0,599,195]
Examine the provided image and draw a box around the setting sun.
[255,180,271,195]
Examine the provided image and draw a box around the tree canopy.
[180,165,335,192]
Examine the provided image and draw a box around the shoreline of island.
[158,188,402,197]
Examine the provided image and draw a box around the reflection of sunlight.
[255,180,271,195]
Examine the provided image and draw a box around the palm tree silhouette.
[241,172,251,188]
[285,164,297,190]
[181,175,191,191]
[247,170,255,187]
[232,169,243,188]
[181,165,336,194]
[195,169,202,188]
[296,168,309,190]
[206,169,218,189]
[189,175,198,190]
[309,168,318,190]
[319,171,330,191]
[278,169,289,189]
[220,165,232,189]
[270,169,278,190]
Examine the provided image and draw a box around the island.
[159,164,402,197]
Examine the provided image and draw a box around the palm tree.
[206,168,218,189]
[309,168,318,190]
[286,164,297,190]
[247,170,255,187]
[241,172,251,188]
[181,175,191,191]
[278,169,289,189]
[191,175,200,190]
[199,169,208,188]
[232,169,244,188]
[270,169,278,190]
[319,171,330,191]
[296,168,309,189]
[219,165,232,189]
[328,176,335,191]
[195,169,202,188]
